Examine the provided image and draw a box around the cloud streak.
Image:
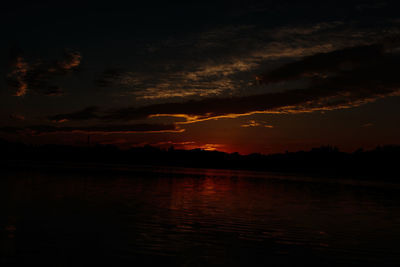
[0,123,182,135]
[241,120,273,128]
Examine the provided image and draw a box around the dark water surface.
[1,167,400,266]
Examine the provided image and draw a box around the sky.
[1,0,400,154]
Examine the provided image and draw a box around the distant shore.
[1,159,400,189]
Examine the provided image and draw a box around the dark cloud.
[257,44,385,84]
[0,123,181,135]
[6,48,81,96]
[49,106,100,122]
[47,42,400,123]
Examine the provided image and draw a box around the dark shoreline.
[2,160,400,189]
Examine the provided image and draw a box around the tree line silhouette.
[1,138,399,180]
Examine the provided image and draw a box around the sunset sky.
[1,0,400,154]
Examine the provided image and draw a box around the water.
[1,167,400,266]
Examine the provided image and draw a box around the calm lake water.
[1,167,400,266]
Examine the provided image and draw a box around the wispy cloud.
[57,50,82,72]
[241,120,273,128]
[6,48,81,96]
[7,56,29,96]
[195,144,224,151]
[96,67,238,100]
